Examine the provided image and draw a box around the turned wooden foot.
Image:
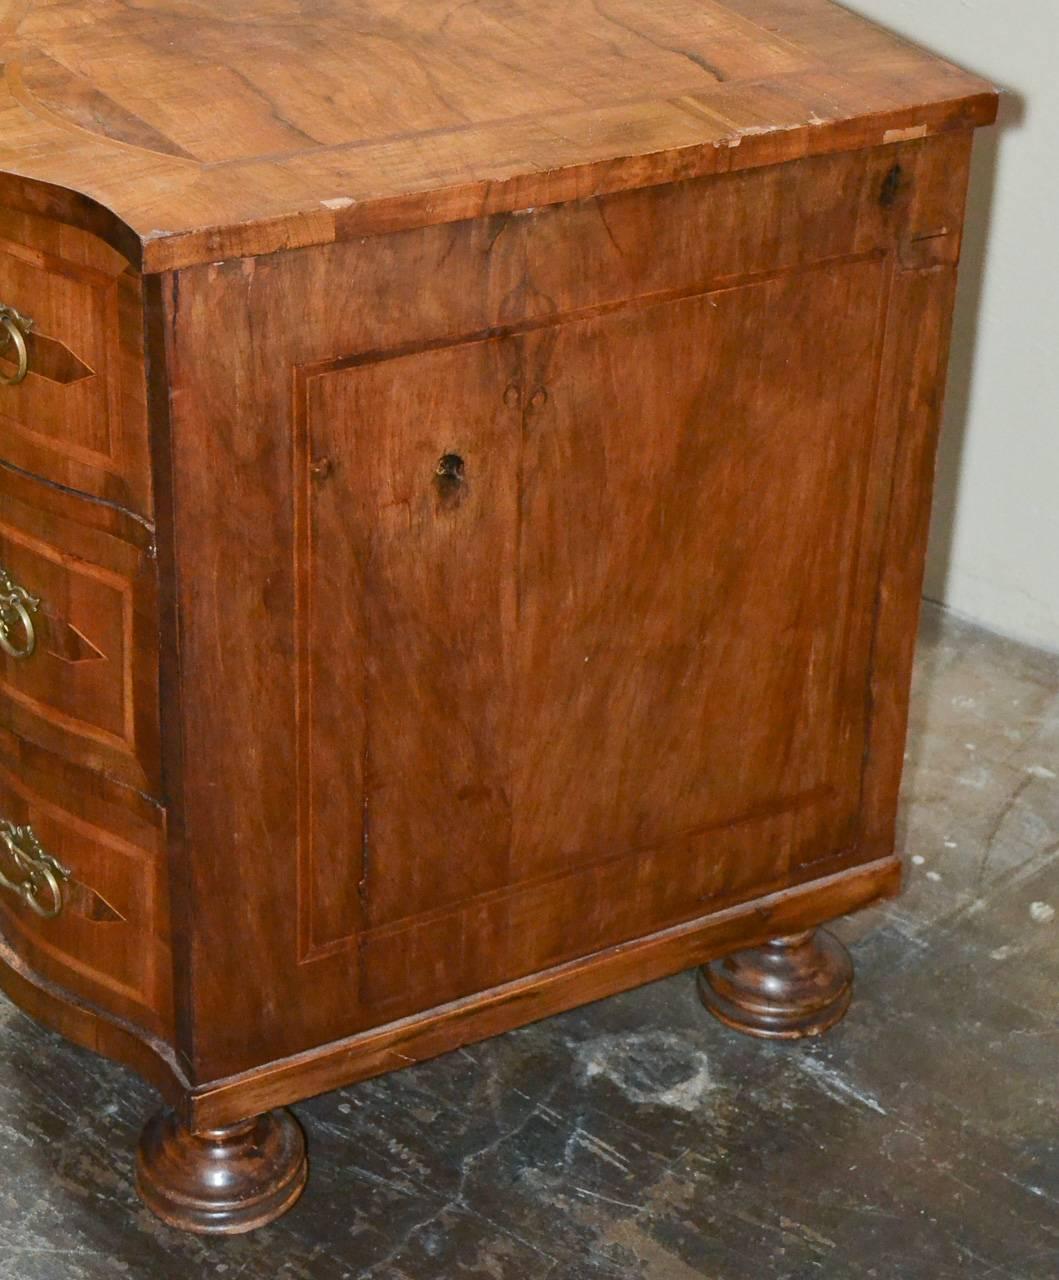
[136,1107,307,1234]
[697,927,853,1039]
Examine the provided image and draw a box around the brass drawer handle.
[0,819,71,919]
[0,566,39,659]
[0,303,33,386]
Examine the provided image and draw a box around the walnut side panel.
[292,259,893,1028]
[161,136,975,1082]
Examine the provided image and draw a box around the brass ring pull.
[0,819,71,919]
[0,304,33,386]
[0,567,40,659]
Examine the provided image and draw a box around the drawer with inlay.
[0,206,152,517]
[0,729,171,1037]
[0,461,159,794]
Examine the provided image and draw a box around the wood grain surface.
[0,5,997,1218]
[0,0,996,270]
[156,132,976,1083]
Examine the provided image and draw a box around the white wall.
[846,0,1059,652]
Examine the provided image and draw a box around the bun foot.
[697,927,853,1039]
[136,1107,307,1234]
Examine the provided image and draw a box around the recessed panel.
[297,254,890,1016]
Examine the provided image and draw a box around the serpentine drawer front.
[0,463,160,794]
[0,0,996,1237]
[0,732,170,1037]
[0,209,153,516]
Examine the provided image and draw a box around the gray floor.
[0,603,1056,1279]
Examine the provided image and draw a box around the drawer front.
[0,462,159,793]
[0,206,151,516]
[0,732,170,1035]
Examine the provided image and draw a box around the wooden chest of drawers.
[0,0,996,1234]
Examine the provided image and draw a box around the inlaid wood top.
[0,0,996,270]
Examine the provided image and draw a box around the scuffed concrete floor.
[0,603,1055,1279]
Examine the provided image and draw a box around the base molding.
[0,856,900,1131]
[187,854,900,1128]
